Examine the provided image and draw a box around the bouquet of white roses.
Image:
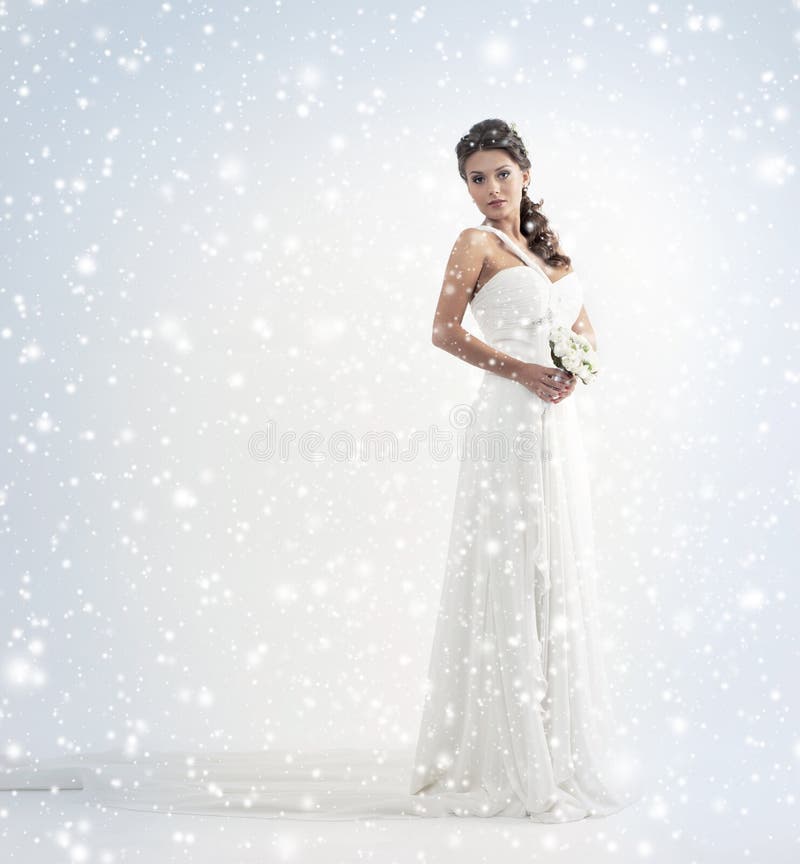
[548,325,599,385]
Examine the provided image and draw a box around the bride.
[407,118,636,821]
[0,119,638,824]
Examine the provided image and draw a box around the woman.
[408,118,634,822]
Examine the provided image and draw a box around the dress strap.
[475,224,550,281]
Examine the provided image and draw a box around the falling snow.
[0,0,797,861]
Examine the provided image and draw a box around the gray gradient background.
[1,0,797,859]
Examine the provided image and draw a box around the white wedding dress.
[407,224,632,820]
[0,225,637,822]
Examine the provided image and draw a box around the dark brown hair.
[456,118,571,271]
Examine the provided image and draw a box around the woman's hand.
[516,363,576,403]
[551,370,577,403]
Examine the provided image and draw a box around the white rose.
[562,354,580,373]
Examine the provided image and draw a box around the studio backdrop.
[0,0,797,851]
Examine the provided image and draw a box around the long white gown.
[0,225,638,822]
[407,224,632,820]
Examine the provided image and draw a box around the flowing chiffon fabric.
[406,225,632,821]
[0,225,638,822]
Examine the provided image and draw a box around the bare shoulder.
[453,226,492,255]
[444,227,489,282]
[460,225,490,241]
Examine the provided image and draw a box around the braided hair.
[455,118,571,271]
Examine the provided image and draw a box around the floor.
[2,788,794,864]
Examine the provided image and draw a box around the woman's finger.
[548,371,573,390]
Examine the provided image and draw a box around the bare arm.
[571,304,597,351]
[431,228,526,382]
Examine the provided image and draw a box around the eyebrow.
[468,164,513,176]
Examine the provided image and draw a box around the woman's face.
[463,149,529,219]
